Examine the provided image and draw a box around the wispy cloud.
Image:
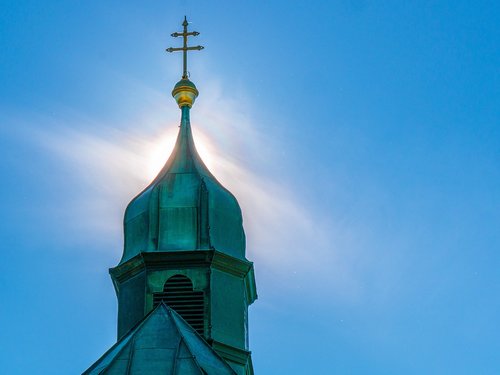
[8,78,365,302]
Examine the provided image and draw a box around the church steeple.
[88,18,257,375]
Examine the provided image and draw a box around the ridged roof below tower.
[121,103,246,265]
[83,303,236,375]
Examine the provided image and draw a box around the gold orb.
[172,79,199,108]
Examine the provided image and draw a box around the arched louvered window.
[153,274,205,335]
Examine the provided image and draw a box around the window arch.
[153,274,205,335]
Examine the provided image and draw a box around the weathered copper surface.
[122,105,247,265]
[83,304,236,375]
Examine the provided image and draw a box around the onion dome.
[120,81,246,265]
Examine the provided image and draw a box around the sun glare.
[146,128,216,181]
[192,131,215,170]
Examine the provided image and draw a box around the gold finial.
[167,17,203,108]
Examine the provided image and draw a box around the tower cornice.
[110,250,257,306]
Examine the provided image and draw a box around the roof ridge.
[82,311,146,374]
[166,304,237,374]
[164,303,206,374]
[83,304,171,374]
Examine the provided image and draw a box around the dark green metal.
[122,106,247,264]
[83,304,237,374]
[167,16,204,79]
[113,103,257,374]
[108,250,257,374]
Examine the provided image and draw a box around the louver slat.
[153,275,205,336]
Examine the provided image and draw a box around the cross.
[166,16,204,79]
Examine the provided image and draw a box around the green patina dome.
[120,105,246,265]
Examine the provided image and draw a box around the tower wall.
[116,271,146,338]
[110,251,257,373]
[210,269,247,348]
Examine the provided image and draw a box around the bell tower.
[107,18,257,375]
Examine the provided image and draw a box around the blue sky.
[1,1,499,374]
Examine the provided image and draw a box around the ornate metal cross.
[166,16,204,79]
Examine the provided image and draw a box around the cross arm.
[166,47,184,52]
[166,45,204,53]
[171,31,200,37]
